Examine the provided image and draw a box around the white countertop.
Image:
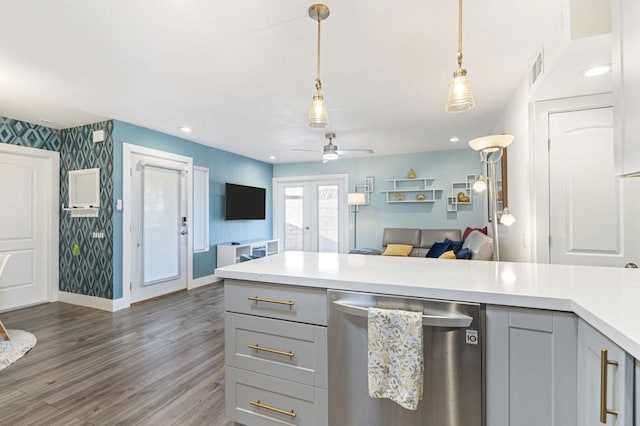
[215,252,640,359]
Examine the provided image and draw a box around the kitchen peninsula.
[217,252,640,426]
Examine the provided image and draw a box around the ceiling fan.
[292,132,374,161]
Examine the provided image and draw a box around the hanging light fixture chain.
[316,11,322,89]
[457,0,463,68]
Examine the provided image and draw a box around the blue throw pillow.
[456,247,472,259]
[426,241,451,258]
[444,238,464,254]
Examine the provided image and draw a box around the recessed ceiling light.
[269,155,276,160]
[179,126,192,133]
[584,65,610,77]
[449,137,460,143]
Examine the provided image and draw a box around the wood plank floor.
[0,284,232,426]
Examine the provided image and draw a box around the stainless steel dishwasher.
[328,289,484,426]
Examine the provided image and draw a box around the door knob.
[624,263,638,268]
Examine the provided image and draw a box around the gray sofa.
[382,228,462,257]
[381,227,494,260]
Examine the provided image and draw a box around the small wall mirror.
[69,168,100,208]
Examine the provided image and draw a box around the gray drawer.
[224,280,327,326]
[225,312,327,389]
[226,367,328,426]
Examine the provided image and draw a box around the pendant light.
[446,0,475,113]
[308,4,330,128]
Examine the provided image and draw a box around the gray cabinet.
[577,319,634,426]
[486,306,578,426]
[224,280,327,426]
[613,0,640,175]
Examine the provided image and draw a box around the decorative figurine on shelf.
[408,168,416,179]
[395,192,406,201]
[457,192,470,203]
[416,194,426,201]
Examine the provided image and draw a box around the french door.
[273,175,349,253]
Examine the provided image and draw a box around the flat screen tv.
[225,183,266,220]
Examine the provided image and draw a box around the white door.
[549,107,640,267]
[129,153,189,303]
[0,144,58,311]
[274,175,348,253]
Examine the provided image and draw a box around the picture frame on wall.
[487,148,508,222]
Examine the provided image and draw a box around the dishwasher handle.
[332,300,473,328]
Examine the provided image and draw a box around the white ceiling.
[0,0,567,163]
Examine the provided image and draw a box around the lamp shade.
[472,174,487,192]
[347,193,366,205]
[499,207,516,226]
[469,134,514,152]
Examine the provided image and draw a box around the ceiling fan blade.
[336,149,375,155]
[290,148,321,152]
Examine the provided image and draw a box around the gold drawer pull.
[247,296,294,306]
[600,348,619,423]
[248,344,295,358]
[249,400,297,418]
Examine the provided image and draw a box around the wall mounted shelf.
[380,178,443,203]
[63,207,99,218]
[447,174,476,212]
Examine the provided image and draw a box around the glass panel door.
[317,184,338,252]
[142,166,181,284]
[284,186,304,251]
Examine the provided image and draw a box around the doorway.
[0,144,59,311]
[273,174,349,253]
[548,107,640,266]
[123,144,192,304]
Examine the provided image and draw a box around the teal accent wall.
[274,149,485,250]
[59,121,114,298]
[112,120,273,299]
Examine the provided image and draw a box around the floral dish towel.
[367,307,423,410]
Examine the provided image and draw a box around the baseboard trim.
[58,291,129,312]
[189,274,221,289]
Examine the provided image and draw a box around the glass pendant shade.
[446,68,475,113]
[472,174,487,192]
[308,92,328,128]
[500,207,516,226]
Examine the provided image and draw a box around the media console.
[216,239,279,268]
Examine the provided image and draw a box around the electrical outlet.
[92,231,105,239]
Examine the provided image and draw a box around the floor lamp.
[469,135,516,261]
[347,193,366,249]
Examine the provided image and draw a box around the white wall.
[488,0,572,263]
[489,79,534,262]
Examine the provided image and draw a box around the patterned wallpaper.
[1,116,115,299]
[0,117,60,150]
[59,121,114,298]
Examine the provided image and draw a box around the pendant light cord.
[315,13,322,91]
[457,0,463,68]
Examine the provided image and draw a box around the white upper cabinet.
[613,0,640,175]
